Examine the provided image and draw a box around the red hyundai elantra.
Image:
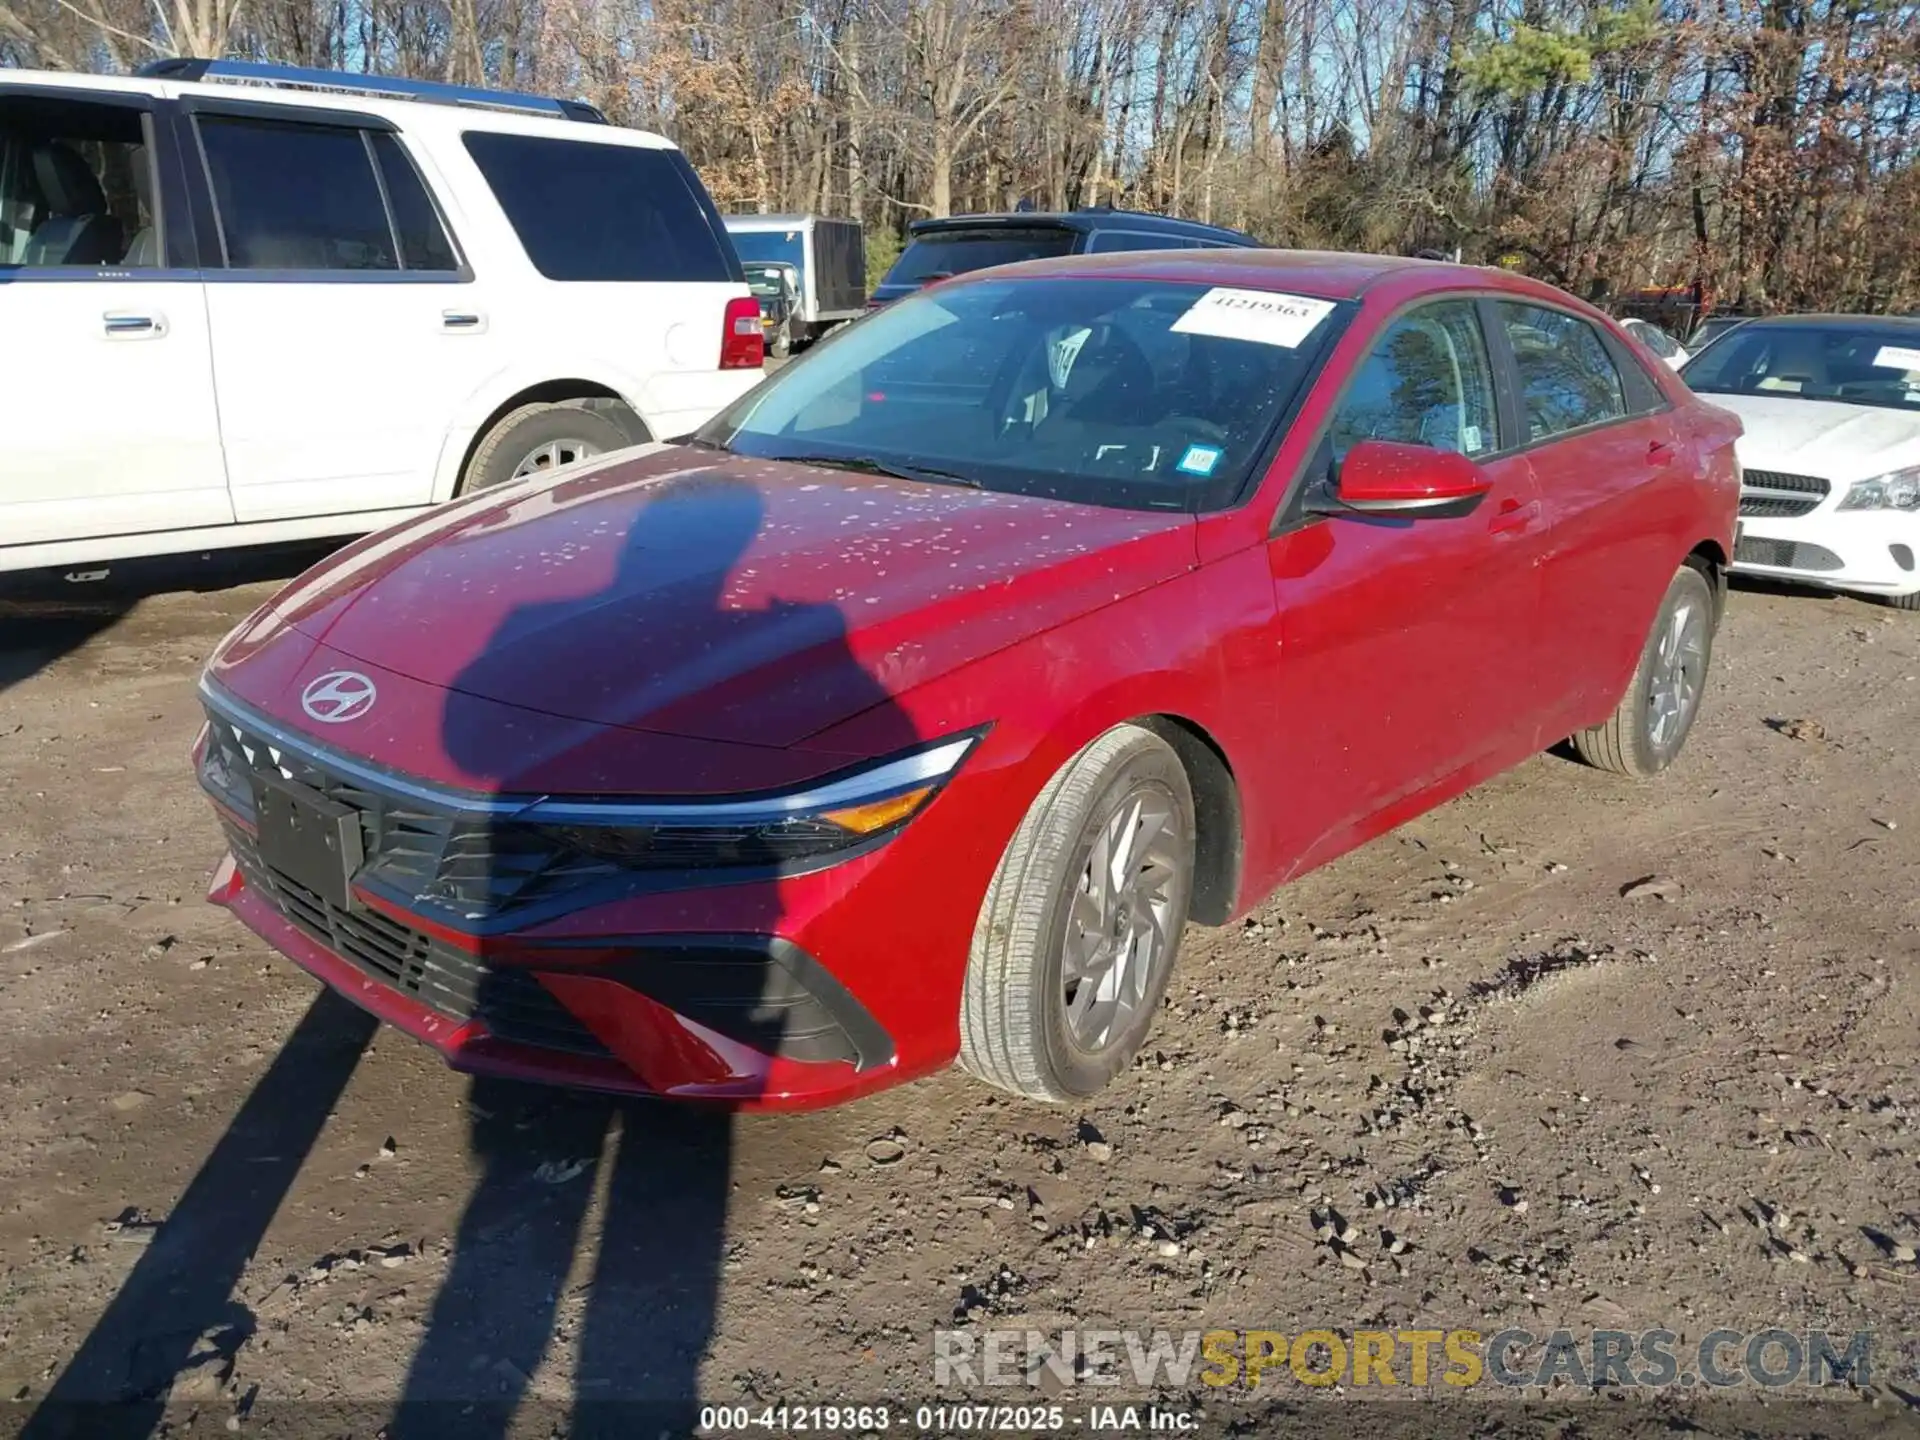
[195,251,1740,1108]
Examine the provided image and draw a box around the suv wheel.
[1570,562,1716,776]
[958,724,1195,1101]
[460,402,635,495]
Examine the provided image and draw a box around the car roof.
[938,246,1560,304]
[0,65,675,148]
[909,209,1257,245]
[1720,313,1920,331]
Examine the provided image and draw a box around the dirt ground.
[2,553,1918,1439]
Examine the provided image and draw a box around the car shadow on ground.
[0,542,346,695]
[24,468,915,1438]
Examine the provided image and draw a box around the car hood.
[1711,394,1920,480]
[217,445,1194,754]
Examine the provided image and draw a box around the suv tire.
[958,724,1195,1101]
[460,402,634,495]
[1571,562,1716,776]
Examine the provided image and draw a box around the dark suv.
[869,208,1260,307]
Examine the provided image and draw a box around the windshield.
[696,276,1345,511]
[729,229,805,270]
[743,262,792,299]
[1681,321,1920,412]
[883,227,1076,288]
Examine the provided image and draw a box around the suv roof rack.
[135,58,608,124]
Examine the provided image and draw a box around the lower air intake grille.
[1735,536,1844,572]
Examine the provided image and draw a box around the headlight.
[523,731,984,870]
[1836,467,1920,511]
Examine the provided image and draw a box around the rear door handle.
[103,311,164,337]
[442,310,486,332]
[1488,496,1541,535]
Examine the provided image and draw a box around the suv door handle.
[1488,497,1541,535]
[442,311,486,331]
[103,311,164,337]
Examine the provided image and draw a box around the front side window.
[1499,303,1628,441]
[1330,301,1499,459]
[0,94,157,269]
[700,276,1345,512]
[1681,321,1920,413]
[199,116,395,270]
[463,132,736,283]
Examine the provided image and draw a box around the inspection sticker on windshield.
[1872,345,1920,371]
[1171,288,1335,348]
[1176,445,1224,476]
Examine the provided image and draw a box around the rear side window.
[884,228,1075,286]
[1086,231,1192,254]
[463,132,734,282]
[198,116,396,270]
[370,132,458,272]
[1497,302,1628,441]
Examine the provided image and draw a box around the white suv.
[0,60,764,579]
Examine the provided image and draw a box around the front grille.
[201,711,625,917]
[1734,536,1845,572]
[1740,469,1830,518]
[221,815,613,1058]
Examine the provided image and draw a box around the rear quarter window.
[462,131,735,283]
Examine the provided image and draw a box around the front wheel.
[1570,562,1716,776]
[958,725,1195,1101]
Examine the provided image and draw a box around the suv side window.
[198,115,397,270]
[1086,231,1189,253]
[1498,302,1628,441]
[369,132,459,272]
[462,132,736,283]
[0,93,158,269]
[1330,301,1499,459]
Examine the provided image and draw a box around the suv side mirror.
[1308,439,1493,520]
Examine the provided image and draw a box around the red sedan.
[194,251,1740,1108]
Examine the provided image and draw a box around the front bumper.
[195,687,1007,1109]
[1732,507,1920,597]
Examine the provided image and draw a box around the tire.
[770,327,792,359]
[459,402,635,496]
[1570,563,1716,776]
[1879,590,1920,612]
[958,724,1196,1101]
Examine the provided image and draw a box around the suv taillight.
[721,297,764,370]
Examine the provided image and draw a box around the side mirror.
[1310,439,1493,520]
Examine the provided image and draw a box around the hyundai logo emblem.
[300,670,378,724]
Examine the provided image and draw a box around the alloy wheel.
[512,438,602,478]
[1060,782,1184,1052]
[1647,595,1707,753]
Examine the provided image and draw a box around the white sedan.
[1681,315,1920,611]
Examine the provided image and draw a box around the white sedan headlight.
[1836,467,1920,512]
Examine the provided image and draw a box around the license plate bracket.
[253,772,364,913]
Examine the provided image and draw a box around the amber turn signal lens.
[820,786,935,835]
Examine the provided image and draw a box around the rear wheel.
[459,402,634,496]
[958,725,1195,1101]
[1570,563,1716,776]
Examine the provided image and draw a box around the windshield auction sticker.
[1171,288,1336,348]
[1871,344,1920,371]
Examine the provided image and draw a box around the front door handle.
[442,310,486,332]
[1488,497,1541,535]
[103,311,165,337]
